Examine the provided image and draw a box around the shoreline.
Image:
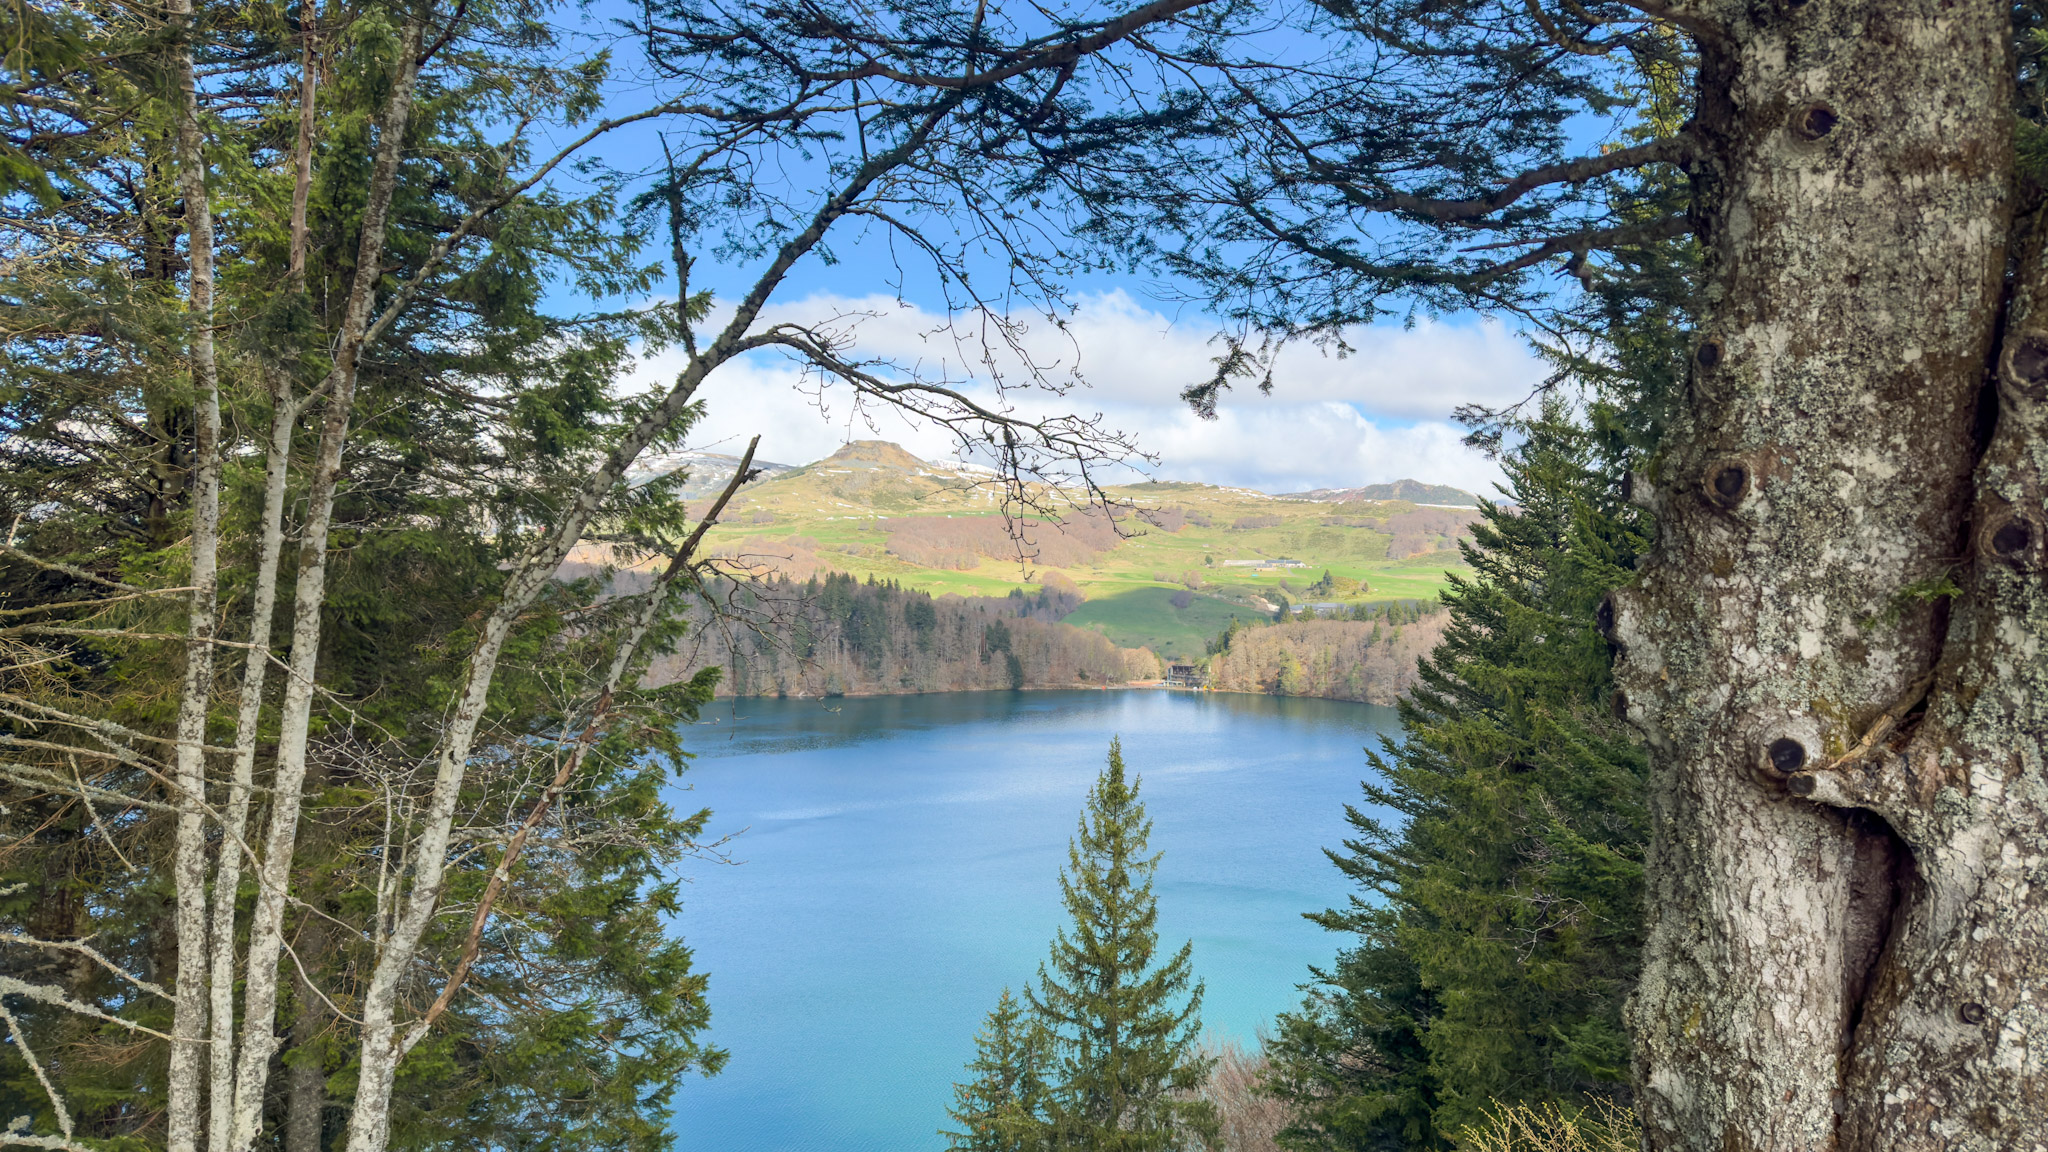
[708,681,1398,703]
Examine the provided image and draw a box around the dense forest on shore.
[633,568,1451,704]
[1204,609,1445,705]
[643,574,1159,696]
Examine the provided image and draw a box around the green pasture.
[1063,587,1252,659]
[696,459,1473,646]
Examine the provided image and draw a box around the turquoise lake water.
[665,689,1402,1152]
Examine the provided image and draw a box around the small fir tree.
[1029,739,1216,1151]
[944,988,1053,1152]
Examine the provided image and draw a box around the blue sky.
[533,1,1556,494]
[626,290,1538,493]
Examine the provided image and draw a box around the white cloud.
[630,291,1537,494]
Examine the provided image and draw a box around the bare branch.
[0,546,140,592]
[0,762,178,813]
[0,975,175,1039]
[0,934,168,999]
[0,587,198,619]
[0,998,71,1138]
[1318,135,1693,223]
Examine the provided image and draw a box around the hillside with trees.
[642,574,1160,696]
[1203,606,1447,705]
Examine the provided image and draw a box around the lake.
[665,689,1402,1152]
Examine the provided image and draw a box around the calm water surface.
[666,689,1401,1152]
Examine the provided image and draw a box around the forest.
[635,569,1443,703]
[646,574,1160,696]
[4,1,2047,1151]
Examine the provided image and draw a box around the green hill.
[684,441,1478,659]
[1281,478,1483,506]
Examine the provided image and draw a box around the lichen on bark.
[1611,2,2015,1150]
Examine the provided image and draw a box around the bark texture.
[1801,151,2048,1152]
[167,4,221,1148]
[1611,2,2012,1150]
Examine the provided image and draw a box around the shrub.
[1458,1101,1641,1152]
[1193,1039,1288,1152]
[1140,506,1188,532]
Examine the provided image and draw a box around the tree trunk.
[210,27,319,1143]
[227,22,426,1152]
[1612,2,2017,1150]
[283,923,329,1152]
[167,0,221,1146]
[1804,111,2048,1152]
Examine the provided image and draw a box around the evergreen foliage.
[1262,410,1649,1150]
[0,0,724,1141]
[658,573,1149,696]
[944,989,1052,1152]
[948,740,1215,1152]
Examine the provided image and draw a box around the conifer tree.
[1263,407,1649,1150]
[944,989,1052,1152]
[1028,739,1216,1152]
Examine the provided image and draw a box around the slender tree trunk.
[207,21,321,1142]
[209,23,320,1143]
[206,378,297,1152]
[409,437,756,1040]
[339,116,951,1152]
[227,22,426,1152]
[283,919,329,1152]
[167,0,221,1146]
[288,5,318,287]
[1612,2,2013,1149]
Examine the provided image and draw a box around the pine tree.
[1263,407,1648,1150]
[944,989,1052,1152]
[1028,739,1216,1152]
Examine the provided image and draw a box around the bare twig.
[0,587,199,618]
[0,546,141,592]
[0,975,175,1039]
[0,997,71,1138]
[0,933,168,999]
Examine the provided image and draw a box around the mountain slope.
[1280,479,1482,506]
[676,442,1479,657]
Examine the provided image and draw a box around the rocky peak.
[821,440,929,469]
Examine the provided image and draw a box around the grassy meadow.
[689,442,1479,659]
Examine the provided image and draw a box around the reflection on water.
[668,689,1401,1152]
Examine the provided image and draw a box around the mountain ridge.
[766,439,1478,501]
[1280,478,1481,507]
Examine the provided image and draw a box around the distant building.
[1165,663,1206,688]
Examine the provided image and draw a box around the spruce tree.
[1263,407,1648,1150]
[1028,739,1216,1152]
[944,989,1053,1152]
